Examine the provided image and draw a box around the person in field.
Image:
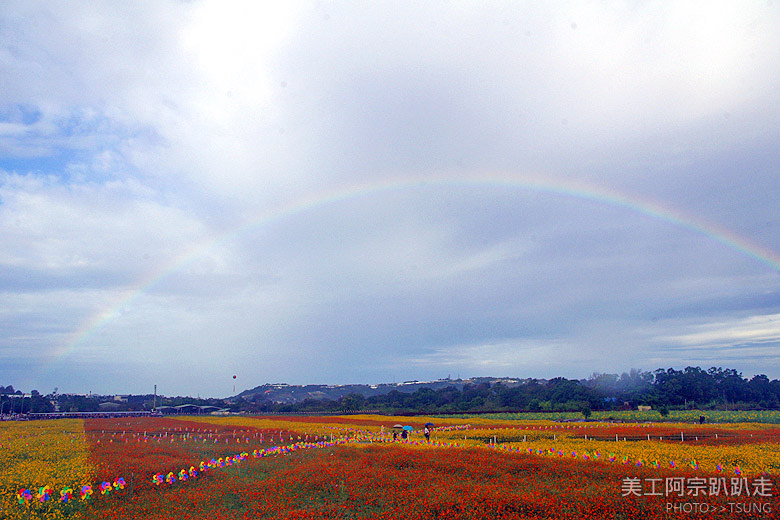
[424,425,430,442]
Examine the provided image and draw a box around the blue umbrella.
[402,425,413,431]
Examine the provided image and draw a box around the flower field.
[2,414,778,519]
[0,419,94,520]
[459,410,780,424]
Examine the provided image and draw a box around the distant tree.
[748,375,777,408]
[586,373,619,396]
[410,388,437,409]
[340,393,366,411]
[434,386,459,407]
[581,404,592,419]
[28,392,53,413]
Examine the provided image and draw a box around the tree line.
[242,367,780,415]
[3,366,779,415]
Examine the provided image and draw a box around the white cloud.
[548,2,779,125]
[657,313,780,349]
[0,172,209,274]
[403,338,571,371]
[1,1,779,394]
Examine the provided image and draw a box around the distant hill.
[237,377,531,404]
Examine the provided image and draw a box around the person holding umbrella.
[423,422,434,442]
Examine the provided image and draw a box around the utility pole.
[153,384,157,410]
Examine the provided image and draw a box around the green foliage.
[4,364,780,417]
[457,409,780,424]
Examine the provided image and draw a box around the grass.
[442,409,780,423]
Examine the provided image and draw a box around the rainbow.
[52,171,780,366]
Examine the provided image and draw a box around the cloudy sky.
[2,1,779,397]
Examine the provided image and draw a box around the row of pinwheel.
[16,477,126,507]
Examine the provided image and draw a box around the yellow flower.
[0,419,95,519]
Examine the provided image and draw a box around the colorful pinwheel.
[80,485,93,501]
[60,487,73,503]
[16,488,32,505]
[36,486,53,502]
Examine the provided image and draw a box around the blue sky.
[1,1,779,397]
